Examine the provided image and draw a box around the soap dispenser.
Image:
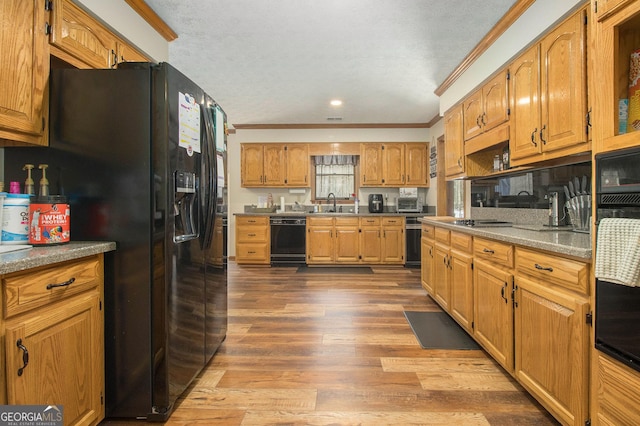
[38,164,49,196]
[23,164,35,195]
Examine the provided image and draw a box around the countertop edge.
[419,217,592,260]
[0,242,117,275]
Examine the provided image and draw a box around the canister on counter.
[29,195,70,245]
[2,193,30,244]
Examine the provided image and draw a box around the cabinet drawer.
[421,224,435,239]
[435,227,450,244]
[335,217,359,226]
[236,243,269,262]
[474,237,513,268]
[382,217,404,226]
[236,216,269,226]
[236,225,269,243]
[360,217,381,226]
[3,255,102,318]
[450,231,472,253]
[515,247,589,294]
[307,216,334,226]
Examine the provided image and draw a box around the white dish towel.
[595,218,640,287]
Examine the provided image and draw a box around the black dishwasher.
[405,216,421,268]
[270,216,306,266]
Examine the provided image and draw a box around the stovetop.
[452,219,513,227]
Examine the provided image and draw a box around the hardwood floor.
[101,263,558,425]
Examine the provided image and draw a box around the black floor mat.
[296,266,373,274]
[404,311,481,350]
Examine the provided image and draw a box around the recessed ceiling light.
[330,99,343,106]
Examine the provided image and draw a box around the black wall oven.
[270,216,306,266]
[594,147,640,373]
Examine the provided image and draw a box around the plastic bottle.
[2,193,30,244]
[9,181,20,194]
[354,198,359,214]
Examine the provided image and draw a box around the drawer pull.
[534,263,553,272]
[483,248,495,254]
[248,233,256,237]
[46,277,76,290]
[16,339,29,376]
[248,251,256,254]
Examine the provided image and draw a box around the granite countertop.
[419,217,592,260]
[0,241,117,275]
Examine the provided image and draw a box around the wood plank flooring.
[100,263,558,425]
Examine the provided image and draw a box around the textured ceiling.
[143,0,518,127]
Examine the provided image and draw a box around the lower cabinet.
[2,254,105,426]
[420,224,435,294]
[381,217,405,264]
[449,232,473,333]
[235,216,270,264]
[593,353,640,425]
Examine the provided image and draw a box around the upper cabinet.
[509,8,589,166]
[50,0,150,69]
[0,0,50,146]
[463,70,509,141]
[592,0,640,154]
[240,143,309,187]
[444,104,465,178]
[360,143,429,187]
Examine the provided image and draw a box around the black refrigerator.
[4,62,228,421]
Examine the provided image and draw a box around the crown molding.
[125,0,178,41]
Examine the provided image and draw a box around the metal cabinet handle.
[476,115,482,127]
[540,124,547,145]
[46,277,75,290]
[248,233,256,237]
[500,283,509,303]
[16,339,29,376]
[534,263,553,272]
[481,112,487,125]
[483,248,495,254]
[531,128,538,147]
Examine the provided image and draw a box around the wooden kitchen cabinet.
[449,232,474,333]
[463,70,509,141]
[307,216,359,264]
[360,217,382,263]
[514,247,590,426]
[432,228,451,311]
[420,224,435,294]
[381,217,405,264]
[2,255,105,426]
[444,104,465,178]
[240,143,309,187]
[0,0,50,146]
[235,216,270,264]
[591,0,640,154]
[360,143,430,187]
[593,353,640,425]
[509,8,589,166]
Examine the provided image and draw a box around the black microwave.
[595,147,640,221]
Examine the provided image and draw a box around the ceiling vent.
[326,117,343,121]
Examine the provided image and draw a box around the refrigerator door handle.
[200,104,216,250]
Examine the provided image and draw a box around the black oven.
[270,216,306,266]
[594,147,640,373]
[405,216,421,268]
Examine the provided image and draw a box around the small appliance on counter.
[397,187,422,213]
[368,194,383,213]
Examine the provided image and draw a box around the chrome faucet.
[327,193,337,212]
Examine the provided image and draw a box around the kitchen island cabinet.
[420,224,435,294]
[0,0,49,146]
[0,244,114,426]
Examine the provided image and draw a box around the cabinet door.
[433,243,451,311]
[360,226,381,263]
[382,226,404,264]
[382,143,405,185]
[421,237,435,294]
[510,45,542,162]
[405,143,429,187]
[360,143,383,185]
[473,260,514,373]
[444,105,465,177]
[285,144,309,186]
[335,222,359,263]
[240,144,265,186]
[263,144,285,186]
[117,41,149,64]
[50,0,117,69]
[539,10,588,154]
[595,0,633,21]
[514,275,589,426]
[0,0,49,145]
[5,291,103,426]
[306,225,334,264]
[463,89,484,140]
[482,70,510,132]
[449,250,474,333]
